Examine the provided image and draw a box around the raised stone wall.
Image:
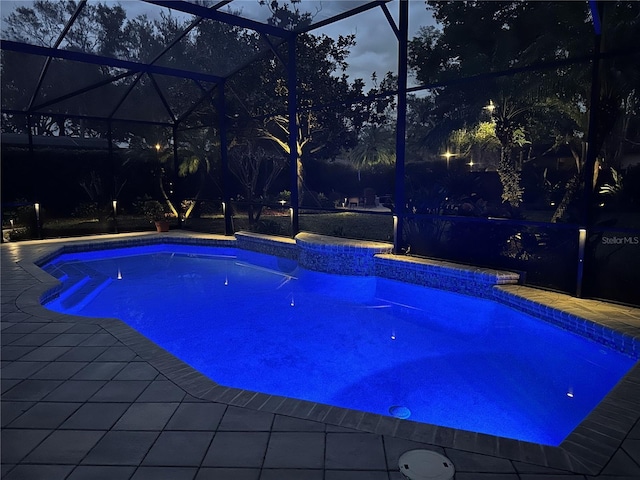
[295,232,393,275]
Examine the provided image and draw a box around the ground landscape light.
[485,100,496,113]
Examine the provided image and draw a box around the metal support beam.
[298,1,390,34]
[218,83,233,236]
[107,121,118,234]
[27,0,87,111]
[393,0,408,254]
[172,124,181,229]
[577,1,604,298]
[288,35,299,237]
[143,0,292,39]
[0,40,225,85]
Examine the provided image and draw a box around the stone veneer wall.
[295,232,393,275]
[234,231,298,260]
[374,254,520,299]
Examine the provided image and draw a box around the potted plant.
[142,200,170,232]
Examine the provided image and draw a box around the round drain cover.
[389,405,411,419]
[398,449,455,480]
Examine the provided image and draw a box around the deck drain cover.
[389,405,411,419]
[398,449,455,480]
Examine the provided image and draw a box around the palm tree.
[346,124,396,181]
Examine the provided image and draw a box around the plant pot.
[154,220,170,232]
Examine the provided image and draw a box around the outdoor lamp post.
[34,202,42,239]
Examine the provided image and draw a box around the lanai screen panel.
[0,50,47,112]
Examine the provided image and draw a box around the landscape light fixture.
[484,100,495,113]
[442,150,455,169]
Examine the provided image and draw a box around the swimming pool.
[42,243,636,446]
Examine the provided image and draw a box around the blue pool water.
[42,244,636,445]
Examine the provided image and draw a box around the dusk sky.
[0,0,436,89]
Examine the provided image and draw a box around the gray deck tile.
[9,333,58,346]
[325,424,359,433]
[71,361,128,380]
[0,429,52,463]
[60,402,129,430]
[141,431,214,466]
[94,346,137,362]
[29,361,88,380]
[7,401,81,429]
[56,346,108,361]
[454,474,520,480]
[444,448,516,473]
[357,412,382,432]
[1,464,75,480]
[601,448,640,476]
[622,438,640,464]
[88,380,151,402]
[137,380,187,402]
[1,345,37,361]
[24,430,105,464]
[1,333,28,345]
[65,324,102,334]
[325,471,390,480]
[2,377,24,394]
[325,432,387,470]
[388,472,406,480]
[375,417,398,435]
[1,360,47,378]
[130,466,198,480]
[1,401,34,427]
[78,333,119,347]
[272,414,325,432]
[113,362,159,380]
[66,465,136,480]
[195,467,260,480]
[2,323,43,334]
[182,394,209,402]
[263,432,325,469]
[113,402,179,430]
[259,469,324,480]
[19,346,71,362]
[218,405,274,431]
[202,431,269,468]
[520,475,588,480]
[43,380,106,401]
[2,379,63,401]
[585,476,640,480]
[81,431,159,465]
[34,323,75,334]
[43,333,93,347]
[512,460,579,474]
[228,389,259,407]
[165,402,226,430]
[339,409,365,430]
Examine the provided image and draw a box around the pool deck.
[2,231,640,480]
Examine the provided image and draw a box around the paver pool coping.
[5,230,640,475]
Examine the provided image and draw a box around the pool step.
[45,262,113,313]
[60,276,113,313]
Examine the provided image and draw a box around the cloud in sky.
[311,1,436,89]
